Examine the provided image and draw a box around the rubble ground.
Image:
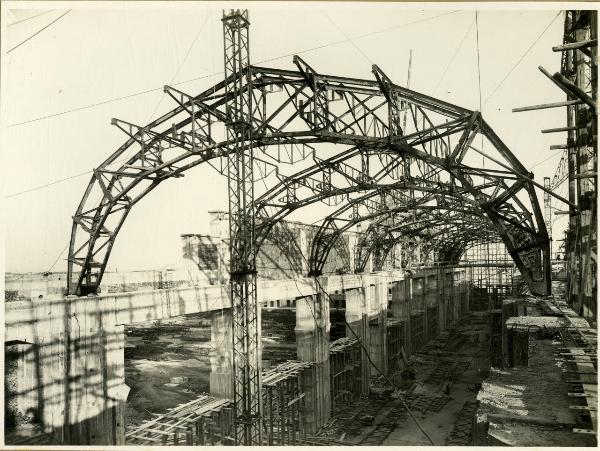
[315,314,492,446]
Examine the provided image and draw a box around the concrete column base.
[297,330,331,434]
[511,330,529,367]
[369,309,388,375]
[296,292,331,434]
[345,316,370,396]
[209,310,233,399]
[345,287,371,396]
[5,296,129,446]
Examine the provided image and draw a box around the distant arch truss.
[67,57,551,296]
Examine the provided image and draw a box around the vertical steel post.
[222,9,262,445]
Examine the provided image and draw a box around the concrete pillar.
[391,280,406,320]
[209,310,233,398]
[412,277,424,310]
[425,275,438,341]
[390,279,409,362]
[412,277,424,350]
[345,287,370,396]
[5,342,38,430]
[490,309,503,368]
[443,271,452,330]
[501,300,517,368]
[438,272,446,333]
[296,290,330,434]
[404,274,413,356]
[452,270,461,322]
[511,330,529,366]
[459,270,469,317]
[368,276,388,375]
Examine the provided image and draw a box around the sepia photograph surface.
[1,1,597,448]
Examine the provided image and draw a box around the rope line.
[432,17,475,96]
[483,11,562,105]
[7,10,460,128]
[7,10,71,53]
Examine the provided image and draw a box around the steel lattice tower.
[222,9,263,445]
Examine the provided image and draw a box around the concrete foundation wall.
[6,266,483,444]
[5,296,128,445]
[295,293,331,433]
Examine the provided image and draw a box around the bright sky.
[1,2,578,273]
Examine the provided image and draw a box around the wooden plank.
[541,126,582,133]
[553,39,597,52]
[141,427,172,435]
[582,383,598,394]
[512,99,583,112]
[287,393,305,406]
[559,357,597,362]
[128,433,163,442]
[573,172,598,179]
[566,377,597,384]
[538,66,597,111]
[567,346,598,432]
[570,405,597,411]
[557,346,596,351]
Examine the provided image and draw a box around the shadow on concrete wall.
[5,295,131,445]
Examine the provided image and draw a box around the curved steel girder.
[354,206,496,272]
[363,214,493,270]
[300,136,549,291]
[67,59,550,295]
[308,186,493,275]
[254,167,479,245]
[360,218,498,272]
[307,184,486,270]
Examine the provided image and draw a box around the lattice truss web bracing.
[67,22,551,297]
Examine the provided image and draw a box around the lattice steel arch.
[353,207,498,272]
[305,184,498,274]
[67,49,551,297]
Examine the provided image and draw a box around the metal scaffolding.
[329,337,361,414]
[222,9,262,445]
[514,10,597,321]
[561,11,597,322]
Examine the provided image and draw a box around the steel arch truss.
[355,212,499,272]
[307,180,497,274]
[67,58,551,296]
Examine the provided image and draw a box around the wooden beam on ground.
[550,144,569,150]
[512,99,583,112]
